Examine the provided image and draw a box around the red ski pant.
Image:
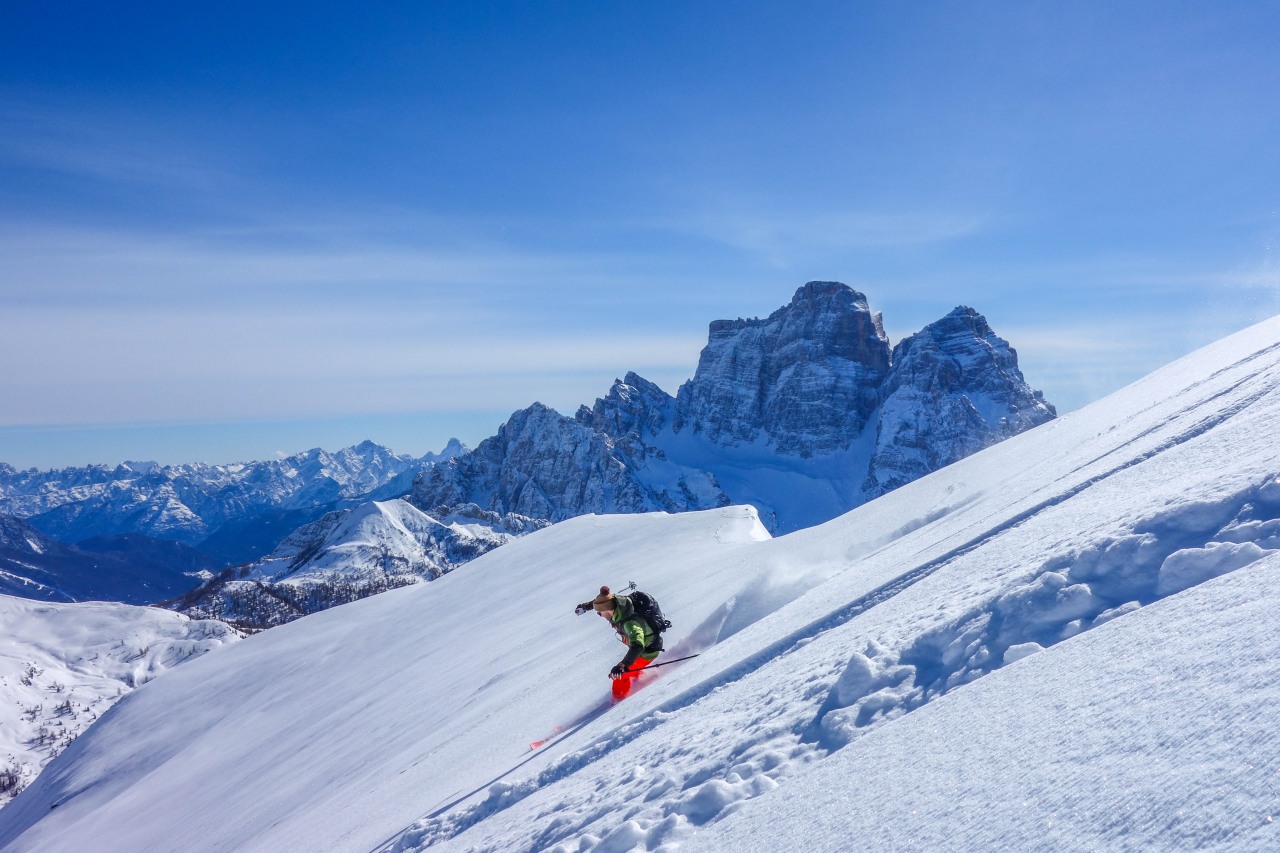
[612,656,654,701]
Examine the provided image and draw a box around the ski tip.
[529,740,546,750]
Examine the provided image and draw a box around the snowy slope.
[701,554,1280,852]
[247,499,511,581]
[0,508,773,852]
[2,316,1279,851]
[0,596,239,807]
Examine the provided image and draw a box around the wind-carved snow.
[386,319,1280,853]
[813,477,1280,750]
[396,476,1280,853]
[3,317,1280,852]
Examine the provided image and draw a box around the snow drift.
[2,316,1279,852]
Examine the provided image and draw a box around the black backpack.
[623,584,671,651]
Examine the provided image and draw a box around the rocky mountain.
[7,312,1277,852]
[0,516,215,604]
[863,305,1055,497]
[0,440,466,565]
[672,280,891,455]
[413,282,1055,533]
[0,283,1051,614]
[411,402,728,523]
[171,499,544,629]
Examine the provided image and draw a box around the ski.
[528,699,612,750]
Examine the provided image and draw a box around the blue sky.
[3,1,1279,469]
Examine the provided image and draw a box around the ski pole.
[640,653,700,670]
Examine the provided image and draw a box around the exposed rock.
[412,403,726,521]
[864,307,1057,497]
[576,372,673,453]
[673,281,891,457]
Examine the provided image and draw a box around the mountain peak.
[783,279,870,311]
[863,303,1055,497]
[675,281,890,455]
[577,373,673,442]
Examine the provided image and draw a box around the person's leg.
[611,656,654,701]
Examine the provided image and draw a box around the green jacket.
[611,595,661,668]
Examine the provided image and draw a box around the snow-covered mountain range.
[3,312,1275,851]
[0,440,467,603]
[413,282,1054,533]
[0,439,464,554]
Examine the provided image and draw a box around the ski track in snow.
[385,328,1280,852]
[397,474,1280,853]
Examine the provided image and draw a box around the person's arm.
[613,619,647,672]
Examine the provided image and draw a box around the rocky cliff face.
[412,402,727,522]
[413,283,1055,533]
[1,283,1056,612]
[575,372,673,451]
[863,307,1055,497]
[672,281,890,457]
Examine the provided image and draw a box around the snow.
[702,556,1280,852]
[2,315,1280,851]
[653,427,871,533]
[0,596,238,806]
[249,499,484,582]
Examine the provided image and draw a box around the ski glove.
[609,663,626,679]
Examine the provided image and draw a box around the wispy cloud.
[645,201,988,267]
[0,99,231,192]
[0,216,660,314]
[0,322,703,428]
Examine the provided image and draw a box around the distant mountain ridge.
[0,439,467,556]
[413,282,1055,532]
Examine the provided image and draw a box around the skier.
[575,585,661,701]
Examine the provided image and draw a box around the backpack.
[626,587,672,653]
